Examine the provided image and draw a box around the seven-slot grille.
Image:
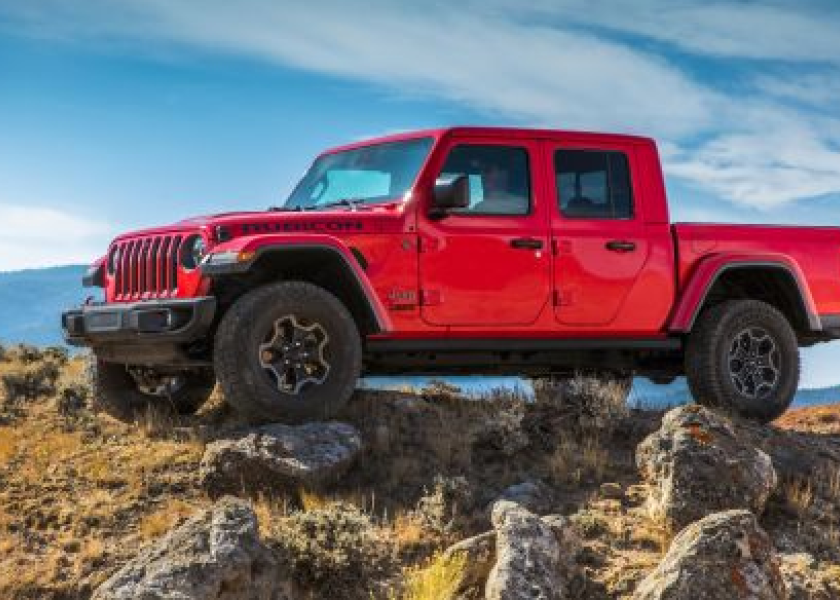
[113,235,183,299]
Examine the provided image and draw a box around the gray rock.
[200,421,362,496]
[494,480,553,515]
[485,501,576,600]
[637,405,777,531]
[634,510,786,600]
[93,497,289,600]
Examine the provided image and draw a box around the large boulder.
[637,405,777,531]
[634,510,786,600]
[493,480,553,515]
[484,501,579,600]
[93,497,289,600]
[200,421,363,496]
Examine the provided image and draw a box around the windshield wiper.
[268,205,306,212]
[311,198,364,211]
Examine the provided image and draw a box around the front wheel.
[685,299,799,423]
[213,281,362,424]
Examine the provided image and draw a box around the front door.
[548,143,649,327]
[418,140,550,327]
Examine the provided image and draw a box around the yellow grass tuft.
[0,427,18,464]
[395,552,467,600]
[299,488,335,512]
[784,478,814,519]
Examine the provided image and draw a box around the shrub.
[411,475,472,538]
[531,374,629,433]
[42,346,70,366]
[1,361,61,402]
[9,344,44,364]
[269,502,393,594]
[56,379,90,418]
[421,380,462,399]
[473,399,529,458]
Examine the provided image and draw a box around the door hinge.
[554,289,573,306]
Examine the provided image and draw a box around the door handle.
[605,240,637,252]
[510,238,544,250]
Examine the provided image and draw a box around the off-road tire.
[214,281,362,424]
[685,299,799,423]
[88,357,216,421]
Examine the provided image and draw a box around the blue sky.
[0,0,839,386]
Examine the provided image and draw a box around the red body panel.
[671,226,840,329]
[98,127,840,342]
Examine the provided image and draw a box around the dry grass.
[393,552,468,600]
[784,478,815,519]
[390,512,428,550]
[549,435,611,485]
[826,468,840,504]
[0,355,213,600]
[0,427,17,463]
[137,499,197,540]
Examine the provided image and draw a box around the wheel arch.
[670,257,821,336]
[206,243,390,336]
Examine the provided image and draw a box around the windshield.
[284,137,434,210]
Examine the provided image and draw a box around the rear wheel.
[88,358,216,421]
[685,299,799,423]
[213,281,362,424]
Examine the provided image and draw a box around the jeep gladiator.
[62,127,840,423]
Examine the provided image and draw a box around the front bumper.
[62,297,217,347]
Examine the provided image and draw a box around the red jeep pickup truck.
[63,127,840,424]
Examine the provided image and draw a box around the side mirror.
[431,174,470,217]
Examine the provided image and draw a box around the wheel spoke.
[258,314,331,396]
[727,326,781,401]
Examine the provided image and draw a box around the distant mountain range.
[0,265,837,408]
[0,265,89,347]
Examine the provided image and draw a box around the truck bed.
[673,223,840,318]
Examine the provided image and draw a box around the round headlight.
[182,235,207,270]
[108,246,121,275]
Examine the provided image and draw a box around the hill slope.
[0,266,87,346]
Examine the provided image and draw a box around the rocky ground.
[0,345,839,599]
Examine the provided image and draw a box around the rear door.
[547,142,649,327]
[418,138,551,326]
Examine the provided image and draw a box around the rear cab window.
[555,149,634,219]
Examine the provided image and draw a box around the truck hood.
[111,201,407,243]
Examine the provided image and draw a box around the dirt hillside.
[1,345,838,599]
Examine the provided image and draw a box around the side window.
[439,145,530,215]
[555,150,634,219]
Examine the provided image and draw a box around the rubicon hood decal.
[239,221,366,234]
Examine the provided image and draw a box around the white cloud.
[2,0,840,209]
[499,0,840,63]
[753,72,840,109]
[0,204,115,271]
[5,0,713,138]
[666,109,840,208]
